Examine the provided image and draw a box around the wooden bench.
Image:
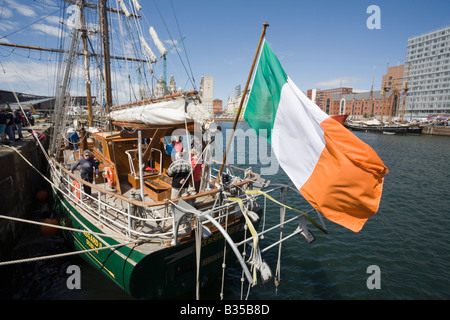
[144,176,172,201]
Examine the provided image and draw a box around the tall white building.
[404,26,450,118]
[199,76,214,116]
[225,84,242,115]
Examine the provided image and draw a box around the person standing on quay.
[0,108,7,142]
[4,106,15,142]
[13,110,23,141]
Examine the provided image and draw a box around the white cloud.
[0,60,57,96]
[5,0,37,17]
[1,6,14,18]
[314,77,363,88]
[44,15,61,25]
[31,23,64,38]
[165,39,184,54]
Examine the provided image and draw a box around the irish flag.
[244,40,388,232]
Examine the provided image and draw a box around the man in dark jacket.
[5,107,14,142]
[166,152,192,199]
[0,108,6,142]
[71,150,99,196]
[13,110,23,140]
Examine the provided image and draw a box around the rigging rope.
[245,190,328,234]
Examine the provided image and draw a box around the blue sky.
[1,0,450,104]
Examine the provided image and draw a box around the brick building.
[382,64,405,92]
[317,89,402,119]
[307,87,353,107]
[213,99,223,115]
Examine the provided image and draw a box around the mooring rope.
[0,214,132,241]
[0,241,136,266]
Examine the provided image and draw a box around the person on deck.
[71,150,99,197]
[190,149,202,193]
[69,130,80,151]
[166,152,192,199]
[174,136,183,153]
[165,138,175,157]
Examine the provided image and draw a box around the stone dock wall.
[0,128,50,260]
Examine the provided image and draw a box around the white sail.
[109,99,192,125]
[132,0,142,11]
[66,5,81,30]
[149,26,167,56]
[118,0,131,18]
[109,98,213,126]
[140,36,157,63]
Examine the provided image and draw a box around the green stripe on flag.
[244,40,288,144]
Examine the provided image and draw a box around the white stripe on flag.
[272,77,329,188]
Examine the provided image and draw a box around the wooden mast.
[389,83,396,125]
[100,0,112,127]
[79,1,94,128]
[380,80,387,124]
[218,22,269,182]
[401,64,411,124]
[370,66,375,116]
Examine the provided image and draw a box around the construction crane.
[161,36,186,85]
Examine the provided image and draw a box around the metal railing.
[52,163,260,241]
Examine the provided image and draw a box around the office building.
[404,26,450,118]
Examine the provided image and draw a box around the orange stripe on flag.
[299,117,388,232]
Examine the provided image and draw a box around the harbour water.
[0,121,449,300]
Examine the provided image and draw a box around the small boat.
[330,114,349,125]
[345,119,422,135]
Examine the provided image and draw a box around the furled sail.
[150,26,167,57]
[118,0,131,18]
[140,36,157,63]
[132,0,142,11]
[109,97,212,126]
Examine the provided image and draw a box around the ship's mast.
[401,64,411,124]
[79,1,93,128]
[100,0,112,120]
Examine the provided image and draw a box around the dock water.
[0,121,51,260]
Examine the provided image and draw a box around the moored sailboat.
[45,0,278,299]
[1,1,388,301]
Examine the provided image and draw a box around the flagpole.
[218,22,269,181]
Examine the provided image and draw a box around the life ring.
[72,180,81,201]
[97,127,104,132]
[106,167,115,186]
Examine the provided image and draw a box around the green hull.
[53,188,257,299]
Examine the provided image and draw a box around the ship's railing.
[51,159,261,241]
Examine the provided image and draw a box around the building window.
[326,98,330,114]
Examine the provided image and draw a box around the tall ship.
[1,1,388,300]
